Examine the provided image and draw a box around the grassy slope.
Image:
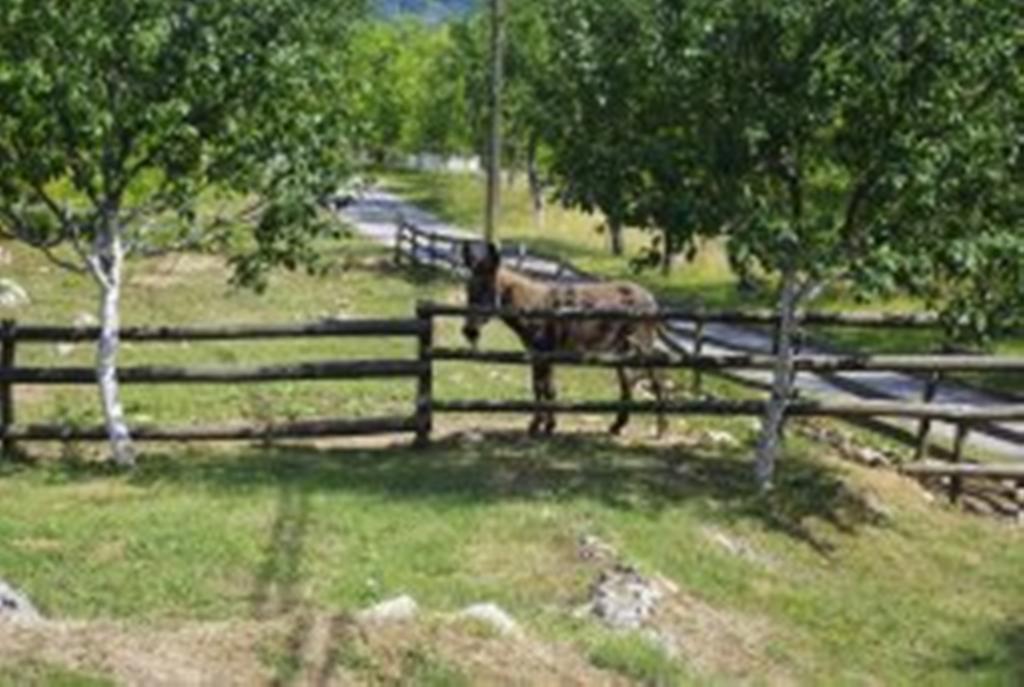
[0,235,1022,684]
[383,169,1024,396]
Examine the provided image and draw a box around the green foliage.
[539,0,1024,341]
[0,0,366,286]
[343,19,473,161]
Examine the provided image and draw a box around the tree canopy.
[0,0,367,463]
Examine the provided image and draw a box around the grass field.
[1,233,1022,685]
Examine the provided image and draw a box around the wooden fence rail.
[420,302,947,329]
[3,301,1023,514]
[0,316,426,452]
[430,348,1024,373]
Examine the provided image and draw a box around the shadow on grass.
[78,431,884,555]
[946,622,1024,684]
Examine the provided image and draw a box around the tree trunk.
[608,220,624,256]
[755,265,799,489]
[90,222,136,467]
[660,228,672,276]
[526,136,545,229]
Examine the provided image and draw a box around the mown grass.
[1,234,1023,684]
[382,168,1024,396]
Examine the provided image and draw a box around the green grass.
[589,634,693,686]
[1,233,1023,684]
[0,662,113,687]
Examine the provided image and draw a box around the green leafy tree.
[344,19,473,163]
[684,0,1023,486]
[541,0,1022,486]
[0,0,365,465]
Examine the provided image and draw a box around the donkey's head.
[461,241,502,348]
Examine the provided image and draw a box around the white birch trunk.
[755,265,799,489]
[89,221,136,467]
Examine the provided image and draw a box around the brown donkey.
[460,241,668,436]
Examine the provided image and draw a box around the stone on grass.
[0,579,41,623]
[702,430,741,449]
[457,603,520,636]
[577,534,618,564]
[582,565,666,631]
[356,595,418,623]
[0,279,28,308]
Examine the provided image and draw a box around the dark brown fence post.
[427,232,437,267]
[1,319,16,459]
[914,371,942,460]
[1015,479,1024,525]
[691,317,705,395]
[410,226,421,267]
[949,422,969,504]
[394,223,405,265]
[414,302,434,446]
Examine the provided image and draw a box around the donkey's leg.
[529,362,546,436]
[610,366,632,435]
[540,362,557,435]
[646,366,668,437]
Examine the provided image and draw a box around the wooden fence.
[0,316,432,454]
[419,303,1024,511]
[2,302,1022,514]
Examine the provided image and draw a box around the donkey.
[460,241,668,437]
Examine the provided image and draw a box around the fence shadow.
[118,431,883,554]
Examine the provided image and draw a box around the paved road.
[338,189,1024,461]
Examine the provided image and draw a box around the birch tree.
[0,0,365,466]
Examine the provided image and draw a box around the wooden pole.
[691,318,705,395]
[415,302,434,446]
[394,223,405,265]
[1015,479,1024,525]
[914,371,942,460]
[949,422,969,504]
[484,0,504,243]
[1,320,15,459]
[410,225,420,266]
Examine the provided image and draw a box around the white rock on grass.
[583,565,665,631]
[356,595,418,623]
[457,603,520,636]
[0,579,41,623]
[0,279,28,308]
[702,430,741,449]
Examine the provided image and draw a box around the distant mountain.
[376,0,477,21]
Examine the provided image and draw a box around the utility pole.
[484,0,504,243]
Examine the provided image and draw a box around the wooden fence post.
[949,422,969,504]
[394,223,405,265]
[410,226,421,267]
[1015,479,1024,525]
[691,317,705,396]
[427,232,437,267]
[414,302,434,446]
[914,371,942,460]
[1,319,16,459]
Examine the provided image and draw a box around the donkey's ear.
[487,241,501,268]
